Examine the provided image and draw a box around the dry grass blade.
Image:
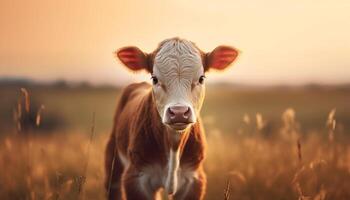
[224,179,231,200]
[53,171,63,200]
[78,112,96,199]
[292,166,309,200]
[14,105,22,133]
[15,88,34,199]
[36,105,45,127]
[326,109,336,126]
[14,95,24,133]
[326,108,336,143]
[297,138,302,163]
[20,88,30,113]
[256,113,265,131]
[14,88,34,134]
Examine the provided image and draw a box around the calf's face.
[116,38,238,131]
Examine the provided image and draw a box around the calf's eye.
[151,75,158,85]
[199,75,206,84]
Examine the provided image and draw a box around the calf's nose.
[167,106,192,124]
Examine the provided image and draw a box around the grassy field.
[0,84,350,199]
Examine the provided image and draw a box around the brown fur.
[105,82,206,200]
[106,38,239,200]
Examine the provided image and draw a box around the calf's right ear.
[114,46,151,73]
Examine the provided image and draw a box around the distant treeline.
[1,77,350,91]
[0,77,118,90]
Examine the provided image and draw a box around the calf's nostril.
[183,107,190,119]
[168,108,176,119]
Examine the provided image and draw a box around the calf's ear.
[114,46,151,72]
[205,45,239,71]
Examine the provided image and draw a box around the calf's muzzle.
[166,105,192,124]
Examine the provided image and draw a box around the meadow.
[0,82,350,200]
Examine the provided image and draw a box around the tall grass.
[1,89,100,200]
[0,89,349,199]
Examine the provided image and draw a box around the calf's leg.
[122,166,160,200]
[173,169,206,200]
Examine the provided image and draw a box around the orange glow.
[1,0,349,85]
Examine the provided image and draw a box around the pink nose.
[167,106,192,124]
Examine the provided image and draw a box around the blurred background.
[0,0,350,199]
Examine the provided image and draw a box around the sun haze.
[1,0,349,85]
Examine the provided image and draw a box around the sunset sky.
[1,0,349,86]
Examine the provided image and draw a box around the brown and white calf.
[105,38,239,200]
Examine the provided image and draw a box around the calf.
[105,38,239,200]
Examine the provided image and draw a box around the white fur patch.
[125,151,199,198]
[165,149,181,195]
[152,38,204,124]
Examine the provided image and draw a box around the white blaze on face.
[152,39,205,126]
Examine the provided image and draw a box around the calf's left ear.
[114,46,151,73]
[205,46,239,71]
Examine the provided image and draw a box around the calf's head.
[115,38,238,131]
